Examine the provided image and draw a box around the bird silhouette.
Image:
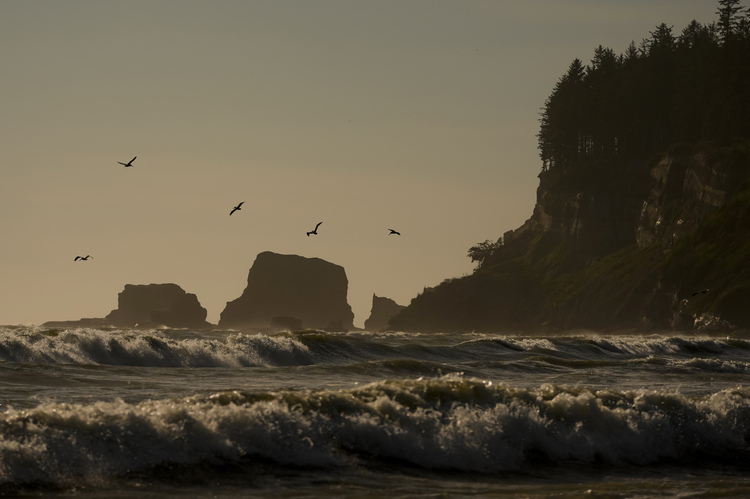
[74,255,92,261]
[307,222,322,236]
[388,229,401,235]
[691,289,709,296]
[117,156,136,167]
[230,201,244,216]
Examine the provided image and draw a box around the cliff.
[390,140,750,333]
[105,283,212,329]
[218,251,355,330]
[364,294,405,332]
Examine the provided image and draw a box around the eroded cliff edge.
[390,141,750,333]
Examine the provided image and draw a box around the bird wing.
[117,162,126,166]
[130,156,137,164]
[238,201,244,208]
[75,256,81,261]
[315,221,322,230]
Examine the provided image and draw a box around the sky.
[1,0,720,327]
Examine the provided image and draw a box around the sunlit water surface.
[1,326,749,497]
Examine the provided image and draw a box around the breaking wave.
[1,377,749,491]
[1,328,749,372]
[0,328,316,367]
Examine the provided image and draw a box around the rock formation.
[364,294,405,331]
[44,283,212,329]
[390,140,750,333]
[218,251,355,330]
[105,283,211,329]
[271,316,303,331]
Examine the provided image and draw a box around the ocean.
[1,325,749,498]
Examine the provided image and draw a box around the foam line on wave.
[0,328,318,367]
[0,327,461,368]
[1,376,749,490]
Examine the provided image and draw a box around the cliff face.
[391,140,750,333]
[518,160,651,259]
[637,145,750,249]
[105,283,211,329]
[364,294,405,332]
[218,251,355,330]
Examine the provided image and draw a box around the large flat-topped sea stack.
[219,251,355,330]
[105,283,211,329]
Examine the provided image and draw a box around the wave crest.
[0,328,312,367]
[1,377,749,489]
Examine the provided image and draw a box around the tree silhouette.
[536,0,750,173]
[468,238,503,268]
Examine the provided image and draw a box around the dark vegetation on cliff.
[537,0,750,171]
[390,2,750,333]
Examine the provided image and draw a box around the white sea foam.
[2,328,749,372]
[0,328,313,367]
[1,377,748,489]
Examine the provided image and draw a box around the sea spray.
[1,376,749,490]
[0,328,315,367]
[2,327,750,370]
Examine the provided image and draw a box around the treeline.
[537,0,750,171]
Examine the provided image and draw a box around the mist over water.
[1,326,750,497]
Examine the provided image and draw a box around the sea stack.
[364,294,406,331]
[219,251,355,330]
[105,283,211,329]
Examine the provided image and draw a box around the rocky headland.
[389,140,750,333]
[218,251,355,331]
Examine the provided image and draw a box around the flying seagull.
[230,201,244,216]
[307,222,322,236]
[388,229,401,235]
[74,255,92,261]
[691,289,709,296]
[117,156,136,167]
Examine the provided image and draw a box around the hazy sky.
[1,0,719,327]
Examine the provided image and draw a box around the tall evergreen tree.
[717,0,744,43]
[536,0,749,171]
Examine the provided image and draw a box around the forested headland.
[537,0,750,172]
[390,1,750,333]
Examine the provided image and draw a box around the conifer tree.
[535,0,749,172]
[717,0,744,43]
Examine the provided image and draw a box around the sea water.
[1,325,749,497]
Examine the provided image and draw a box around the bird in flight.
[388,229,401,235]
[74,255,92,261]
[691,289,709,296]
[230,201,244,216]
[117,156,137,167]
[307,222,322,236]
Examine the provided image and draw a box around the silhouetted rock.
[42,318,108,329]
[271,316,303,331]
[364,294,405,331]
[391,141,750,333]
[219,251,355,330]
[105,283,211,329]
